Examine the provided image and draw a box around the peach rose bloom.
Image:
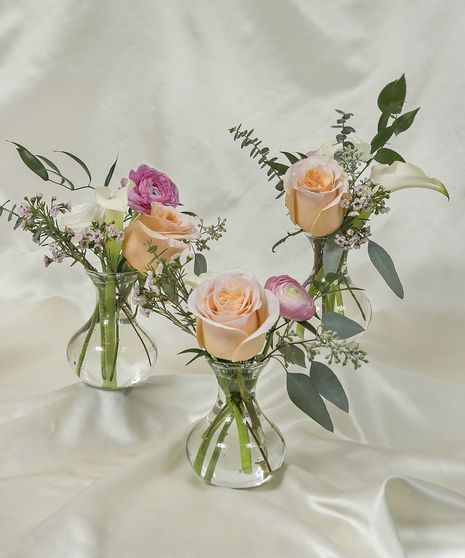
[284,153,348,237]
[123,202,198,273]
[188,270,280,362]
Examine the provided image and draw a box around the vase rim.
[208,358,267,371]
[86,269,139,279]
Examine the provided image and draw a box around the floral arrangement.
[1,145,225,388]
[229,74,449,327]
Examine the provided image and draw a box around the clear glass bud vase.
[306,235,372,333]
[186,360,285,489]
[67,271,157,389]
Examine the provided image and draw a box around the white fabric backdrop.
[1,1,465,556]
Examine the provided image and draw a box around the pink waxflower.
[123,164,180,214]
[264,275,316,322]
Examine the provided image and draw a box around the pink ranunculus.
[264,275,316,322]
[123,164,180,213]
[188,270,280,362]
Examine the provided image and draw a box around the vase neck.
[209,360,266,399]
[86,271,138,311]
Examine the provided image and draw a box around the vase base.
[193,464,284,489]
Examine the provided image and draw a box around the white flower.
[95,186,128,212]
[184,272,216,289]
[319,137,371,162]
[370,161,449,199]
[59,202,105,232]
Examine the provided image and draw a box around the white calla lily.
[95,186,128,212]
[184,272,216,289]
[370,161,449,199]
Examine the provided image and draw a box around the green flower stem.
[76,304,99,377]
[203,417,233,483]
[192,404,230,476]
[99,275,119,389]
[232,400,253,474]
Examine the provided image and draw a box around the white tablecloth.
[1,1,464,556]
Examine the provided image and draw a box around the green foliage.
[271,229,304,253]
[278,344,306,367]
[377,74,406,114]
[55,151,92,186]
[194,252,207,276]
[104,155,118,187]
[323,235,344,274]
[374,148,405,165]
[310,361,349,412]
[9,142,48,181]
[368,240,404,299]
[394,107,420,135]
[286,372,333,431]
[322,312,364,339]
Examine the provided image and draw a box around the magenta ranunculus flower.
[123,164,180,214]
[264,275,316,322]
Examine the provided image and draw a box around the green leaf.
[266,161,289,175]
[374,148,405,165]
[368,240,404,299]
[10,143,48,181]
[310,361,349,412]
[371,125,395,153]
[286,373,333,431]
[7,204,16,221]
[322,312,364,339]
[394,107,420,136]
[281,151,299,164]
[104,155,118,187]
[181,210,197,217]
[323,236,344,274]
[377,112,390,132]
[13,216,23,230]
[297,320,317,336]
[194,253,207,276]
[178,348,207,355]
[377,74,406,114]
[55,151,92,185]
[279,345,306,367]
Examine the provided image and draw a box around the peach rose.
[188,270,280,362]
[284,153,348,237]
[122,202,198,272]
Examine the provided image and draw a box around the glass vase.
[306,235,372,334]
[186,360,285,489]
[67,271,157,389]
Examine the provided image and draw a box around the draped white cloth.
[1,1,464,556]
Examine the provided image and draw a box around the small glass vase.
[306,235,372,333]
[67,271,157,389]
[186,360,285,489]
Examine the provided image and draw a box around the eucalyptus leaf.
[323,236,344,274]
[281,151,299,164]
[55,151,92,185]
[377,74,406,114]
[368,240,404,299]
[194,253,207,276]
[10,143,48,181]
[310,361,349,412]
[394,107,420,136]
[266,161,289,175]
[286,373,333,431]
[279,345,306,367]
[374,148,405,165]
[104,155,118,187]
[322,312,364,339]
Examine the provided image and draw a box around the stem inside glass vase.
[69,270,157,389]
[187,360,285,488]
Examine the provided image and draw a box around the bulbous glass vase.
[67,271,157,389]
[306,235,372,334]
[186,360,286,489]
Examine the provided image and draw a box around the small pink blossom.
[123,164,179,214]
[264,275,315,322]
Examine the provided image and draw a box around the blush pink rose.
[122,202,198,273]
[123,164,180,213]
[265,275,316,321]
[284,153,348,237]
[188,270,280,362]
